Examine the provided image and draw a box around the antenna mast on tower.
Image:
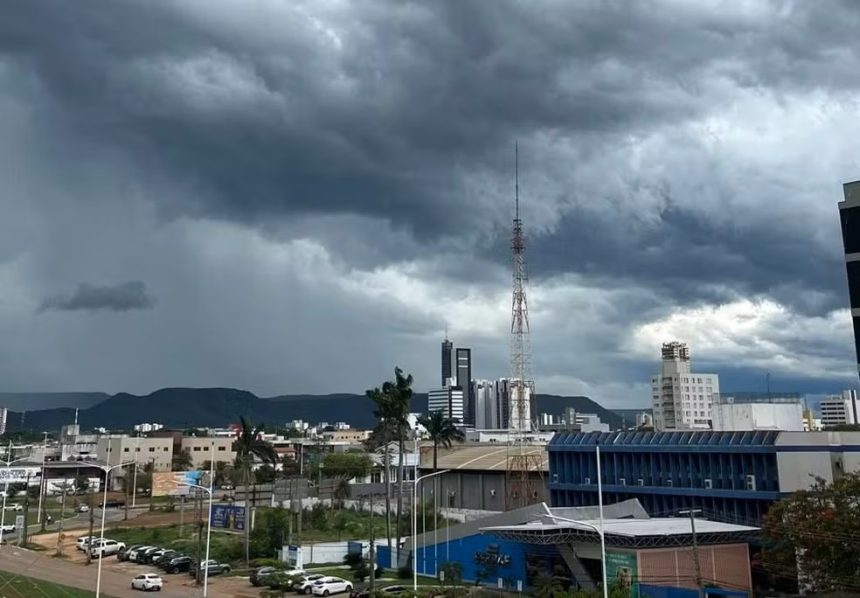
[506,142,542,509]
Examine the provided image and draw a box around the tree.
[281,455,300,478]
[333,477,352,510]
[233,417,278,567]
[418,410,464,540]
[366,367,414,566]
[74,474,90,494]
[762,473,860,592]
[322,452,372,480]
[172,448,194,471]
[254,464,276,485]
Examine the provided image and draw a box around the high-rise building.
[456,348,474,426]
[441,338,454,387]
[840,181,860,376]
[472,380,498,429]
[820,389,860,427]
[428,387,464,422]
[0,408,7,436]
[651,341,719,431]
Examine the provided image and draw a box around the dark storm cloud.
[40,281,155,313]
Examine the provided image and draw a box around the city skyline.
[0,2,859,407]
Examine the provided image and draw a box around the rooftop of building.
[420,443,548,472]
[550,429,860,449]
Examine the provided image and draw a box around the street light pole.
[541,513,608,598]
[95,459,135,598]
[596,446,607,598]
[36,432,48,526]
[412,469,450,593]
[680,508,704,598]
[181,479,214,597]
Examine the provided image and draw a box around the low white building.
[712,400,804,431]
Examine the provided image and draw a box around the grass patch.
[0,570,104,597]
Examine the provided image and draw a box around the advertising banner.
[210,504,245,531]
[606,550,639,598]
[0,468,37,484]
[152,471,207,497]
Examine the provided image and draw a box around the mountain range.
[2,388,621,432]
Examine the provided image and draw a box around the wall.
[413,532,529,585]
[637,544,751,592]
[711,403,803,432]
[180,437,235,468]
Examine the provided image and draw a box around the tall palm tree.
[233,416,277,567]
[366,367,413,567]
[418,410,465,537]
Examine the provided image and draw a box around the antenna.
[515,141,519,221]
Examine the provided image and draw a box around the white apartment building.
[179,436,236,469]
[98,436,173,472]
[651,341,720,431]
[820,390,860,427]
[0,408,7,436]
[428,387,464,422]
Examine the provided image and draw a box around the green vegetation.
[763,472,860,592]
[234,416,278,566]
[0,570,100,597]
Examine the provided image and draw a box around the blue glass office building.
[548,430,860,525]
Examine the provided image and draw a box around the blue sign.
[210,504,245,531]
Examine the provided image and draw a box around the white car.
[311,577,353,597]
[293,574,325,594]
[131,573,163,592]
[3,504,22,512]
[90,539,126,557]
[76,536,95,551]
[0,524,15,533]
[128,546,155,562]
[78,504,90,513]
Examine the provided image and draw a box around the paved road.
[0,544,238,597]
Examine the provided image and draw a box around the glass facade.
[548,431,782,524]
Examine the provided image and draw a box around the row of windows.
[115,446,229,453]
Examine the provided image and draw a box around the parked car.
[105,498,125,508]
[189,559,231,577]
[75,536,95,551]
[153,550,179,568]
[250,566,278,587]
[128,546,156,562]
[140,547,164,564]
[89,539,126,558]
[293,574,326,594]
[77,504,90,513]
[164,555,193,574]
[3,504,22,512]
[312,577,353,597]
[118,545,143,562]
[131,573,163,592]
[0,524,15,534]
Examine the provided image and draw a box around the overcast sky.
[1,0,859,407]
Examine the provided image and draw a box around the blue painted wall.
[413,533,529,586]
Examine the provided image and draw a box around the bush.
[374,566,385,579]
[354,563,370,582]
[343,552,364,569]
[397,565,413,579]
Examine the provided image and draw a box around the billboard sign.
[152,471,207,497]
[210,504,245,531]
[605,550,639,598]
[0,468,37,484]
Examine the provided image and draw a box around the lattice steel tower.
[506,143,543,509]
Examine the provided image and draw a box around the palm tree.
[418,410,465,538]
[333,476,352,510]
[366,367,413,567]
[233,417,277,567]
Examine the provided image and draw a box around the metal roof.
[481,516,758,548]
[549,430,779,448]
[420,445,548,472]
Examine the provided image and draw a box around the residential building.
[651,341,719,430]
[428,387,464,422]
[548,429,860,525]
[0,408,7,436]
[635,412,653,428]
[839,180,860,376]
[711,393,804,431]
[819,389,860,427]
[179,436,236,468]
[58,424,100,461]
[98,435,173,472]
[321,429,371,443]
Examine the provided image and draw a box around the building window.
[164,448,168,452]
[193,447,201,452]
[149,448,155,453]
[218,447,226,451]
[136,448,140,452]
[124,448,129,452]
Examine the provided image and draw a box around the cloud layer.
[0,0,858,405]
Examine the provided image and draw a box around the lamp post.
[412,469,450,592]
[0,452,33,546]
[36,432,48,526]
[95,459,136,598]
[541,513,608,598]
[181,441,215,597]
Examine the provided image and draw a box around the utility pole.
[123,462,130,521]
[680,508,704,598]
[21,473,31,547]
[55,484,67,556]
[369,492,376,594]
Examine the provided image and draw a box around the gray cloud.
[0,0,857,403]
[40,282,155,313]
